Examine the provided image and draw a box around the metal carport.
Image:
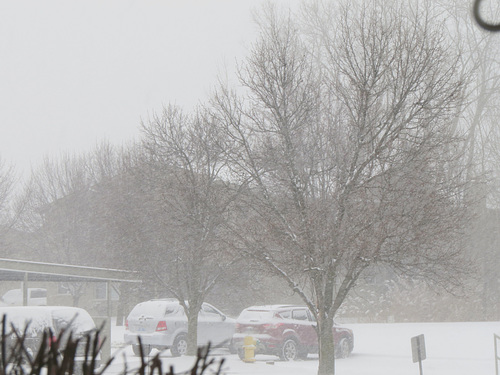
[0,258,141,361]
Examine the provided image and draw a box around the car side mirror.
[221,314,226,321]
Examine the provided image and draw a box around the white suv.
[124,299,235,356]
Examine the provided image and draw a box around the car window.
[277,310,291,319]
[30,290,46,298]
[292,309,309,321]
[309,311,317,322]
[201,305,215,314]
[163,307,177,315]
[201,305,219,315]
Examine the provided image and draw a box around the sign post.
[495,334,499,375]
[411,334,426,375]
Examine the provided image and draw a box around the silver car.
[124,299,235,356]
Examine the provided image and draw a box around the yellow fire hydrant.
[243,335,257,363]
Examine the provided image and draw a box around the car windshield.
[238,309,275,321]
[131,301,179,318]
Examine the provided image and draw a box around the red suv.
[232,305,353,361]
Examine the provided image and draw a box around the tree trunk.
[187,310,199,356]
[317,315,336,375]
[72,291,81,307]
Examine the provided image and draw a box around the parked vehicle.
[124,299,236,356]
[0,306,101,373]
[0,288,47,306]
[232,305,354,361]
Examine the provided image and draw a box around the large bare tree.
[213,1,472,374]
[140,105,244,355]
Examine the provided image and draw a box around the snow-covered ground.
[109,321,500,375]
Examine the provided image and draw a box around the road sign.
[411,334,426,363]
[411,334,426,375]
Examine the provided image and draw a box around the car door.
[197,304,231,346]
[291,308,317,348]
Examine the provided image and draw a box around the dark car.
[232,305,353,361]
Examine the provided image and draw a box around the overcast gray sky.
[0,0,298,178]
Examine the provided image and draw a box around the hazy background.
[0,0,299,177]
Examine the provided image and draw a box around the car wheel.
[228,340,237,354]
[132,344,152,357]
[337,338,351,359]
[298,349,308,360]
[237,348,245,360]
[279,338,299,361]
[171,334,188,357]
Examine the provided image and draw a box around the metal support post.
[495,334,499,375]
[22,272,28,306]
[102,281,112,362]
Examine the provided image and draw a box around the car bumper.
[232,333,282,355]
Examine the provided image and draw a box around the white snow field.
[109,321,500,375]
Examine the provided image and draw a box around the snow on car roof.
[129,299,183,317]
[244,305,307,311]
[0,306,53,334]
[0,306,95,335]
[51,307,96,332]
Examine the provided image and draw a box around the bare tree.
[140,105,244,355]
[438,0,500,194]
[0,156,15,219]
[0,155,17,255]
[19,151,99,262]
[436,0,500,319]
[15,142,144,307]
[213,1,472,374]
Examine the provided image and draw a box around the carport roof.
[0,258,141,283]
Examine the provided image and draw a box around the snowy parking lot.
[109,321,500,375]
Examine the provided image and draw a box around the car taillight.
[263,322,283,330]
[235,323,242,332]
[125,319,129,330]
[155,321,167,332]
